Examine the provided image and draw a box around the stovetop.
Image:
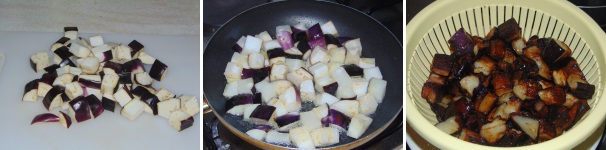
[202,0,403,149]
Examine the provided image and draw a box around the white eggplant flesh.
[243,104,260,121]
[56,66,70,76]
[77,57,100,75]
[344,51,361,65]
[310,127,340,147]
[368,78,387,103]
[300,111,322,131]
[168,109,194,132]
[313,76,337,94]
[312,104,329,118]
[248,52,265,69]
[286,68,313,87]
[512,115,539,140]
[65,82,84,100]
[223,81,239,98]
[460,75,480,97]
[114,86,133,107]
[272,79,294,96]
[256,31,273,42]
[309,46,331,65]
[435,116,462,135]
[328,47,346,64]
[155,88,175,101]
[268,98,288,118]
[344,38,362,55]
[270,63,288,81]
[30,51,50,73]
[314,93,339,106]
[89,36,104,47]
[227,104,252,115]
[70,42,92,58]
[64,31,78,40]
[180,95,200,116]
[263,40,282,51]
[289,127,316,149]
[246,129,267,141]
[284,58,305,72]
[254,78,277,103]
[52,73,75,87]
[308,62,329,79]
[237,78,254,95]
[269,57,285,66]
[242,35,262,55]
[101,74,119,94]
[358,94,378,115]
[224,62,243,83]
[137,51,156,64]
[134,72,154,86]
[300,80,315,102]
[37,82,52,97]
[69,66,82,75]
[230,52,250,69]
[480,118,507,144]
[359,58,376,69]
[347,114,373,139]
[321,21,339,36]
[330,100,359,118]
[265,130,291,144]
[363,67,383,80]
[278,86,301,112]
[157,98,181,119]
[121,98,145,121]
[351,77,369,97]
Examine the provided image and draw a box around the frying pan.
[202,0,402,149]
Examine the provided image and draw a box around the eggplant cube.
[473,56,495,76]
[23,79,39,102]
[65,82,84,100]
[351,77,369,97]
[300,80,315,102]
[480,118,507,144]
[42,87,63,111]
[541,39,572,65]
[265,130,291,144]
[475,92,497,114]
[573,82,596,99]
[301,111,323,131]
[359,58,375,69]
[492,73,513,96]
[180,95,200,116]
[168,110,194,132]
[448,28,475,55]
[431,54,453,76]
[69,97,92,123]
[250,105,276,124]
[246,129,267,141]
[368,78,387,103]
[270,63,288,81]
[155,88,175,101]
[158,98,181,119]
[120,98,145,121]
[330,100,359,118]
[435,116,461,135]
[242,35,262,55]
[363,66,383,80]
[538,87,566,105]
[310,47,331,65]
[289,127,316,148]
[497,18,521,42]
[310,127,340,147]
[328,47,346,64]
[309,62,329,79]
[101,74,119,94]
[89,36,104,47]
[114,85,133,107]
[30,51,50,73]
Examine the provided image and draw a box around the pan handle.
[202,96,213,114]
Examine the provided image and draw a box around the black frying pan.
[203,0,403,149]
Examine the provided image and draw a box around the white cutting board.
[0,31,200,150]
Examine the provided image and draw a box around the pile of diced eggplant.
[26,27,200,132]
[421,18,595,146]
[223,21,387,148]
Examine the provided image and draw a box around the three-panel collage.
[4,0,606,150]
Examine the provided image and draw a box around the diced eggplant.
[70,42,92,58]
[473,56,495,76]
[233,36,246,52]
[480,118,507,144]
[347,114,373,139]
[131,86,160,115]
[31,113,60,124]
[92,50,113,63]
[435,115,462,135]
[475,92,497,114]
[275,112,300,128]
[156,98,180,119]
[23,79,39,101]
[127,40,144,57]
[242,35,262,55]
[538,87,566,105]
[277,30,294,50]
[492,73,512,96]
[30,51,50,73]
[573,82,595,99]
[69,96,92,122]
[265,130,291,144]
[87,35,103,47]
[58,111,72,128]
[119,97,144,121]
[344,50,361,65]
[459,128,486,144]
[153,88,174,101]
[248,105,276,124]
[427,73,446,86]
[541,39,572,65]
[278,86,301,112]
[50,37,69,52]
[253,78,277,103]
[168,110,194,132]
[523,46,551,79]
[421,82,444,104]
[63,27,78,39]
[552,69,567,87]
[114,85,133,107]
[101,61,122,75]
[321,109,350,131]
[328,47,346,64]
[270,63,288,81]
[538,119,556,142]
[309,47,331,65]
[308,62,329,78]
[300,111,323,131]
[242,104,260,121]
[511,37,526,55]
[431,54,453,76]
[497,18,521,42]
[511,115,539,140]
[271,79,295,95]
[489,39,507,60]
[101,74,119,94]
[246,129,267,141]
[102,96,116,112]
[133,72,154,86]
[286,68,313,87]
[64,81,83,100]
[300,80,315,101]
[248,52,265,69]
[121,58,145,74]
[343,38,362,55]
[320,21,338,36]
[224,93,259,111]
[488,99,521,121]
[448,28,475,55]
[351,77,369,97]
[513,79,540,100]
[78,75,101,89]
[38,73,57,97]
[314,92,339,106]
[85,95,103,118]
[330,100,359,118]
[359,58,375,69]
[54,46,74,62]
[342,64,363,77]
[289,127,316,149]
[143,59,167,81]
[310,127,339,146]
[179,95,200,116]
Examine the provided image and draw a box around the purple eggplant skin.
[31,113,60,124]
[44,64,60,74]
[285,53,303,60]
[541,39,571,66]
[118,72,133,84]
[54,46,74,59]
[24,79,39,96]
[497,18,522,42]
[69,96,92,123]
[291,26,306,36]
[225,94,255,111]
[307,23,324,40]
[255,124,272,132]
[132,86,160,115]
[128,40,144,56]
[573,83,596,99]
[341,96,357,100]
[64,27,78,31]
[179,117,194,132]
[72,75,79,82]
[55,37,70,44]
[324,34,341,47]
[252,67,270,84]
[323,82,339,96]
[321,109,350,129]
[275,113,300,127]
[102,97,116,112]
[121,59,146,73]
[149,59,168,81]
[295,41,311,54]
[343,64,364,77]
[292,31,308,43]
[40,73,58,85]
[241,68,254,79]
[30,59,37,72]
[79,78,101,89]
[249,105,276,122]
[85,95,104,118]
[448,28,475,56]
[253,93,263,104]
[338,37,355,46]
[307,36,327,50]
[42,86,62,111]
[266,48,287,59]
[101,51,113,62]
[277,31,294,50]
[103,61,123,74]
[232,44,243,53]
